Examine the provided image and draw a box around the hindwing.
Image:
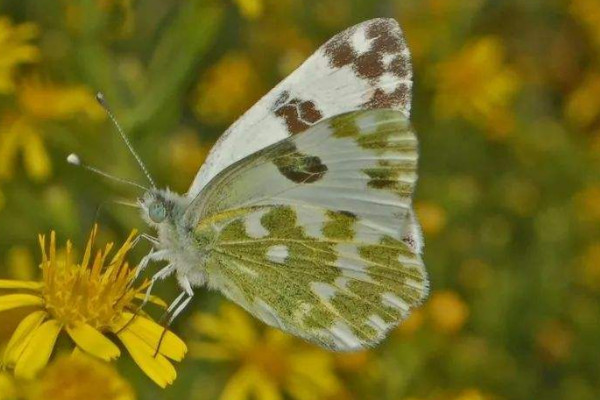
[189,110,428,350]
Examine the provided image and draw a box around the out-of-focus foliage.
[0,0,599,399]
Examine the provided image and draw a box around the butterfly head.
[148,199,167,223]
[139,188,189,227]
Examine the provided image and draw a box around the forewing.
[190,110,428,350]
[188,18,413,197]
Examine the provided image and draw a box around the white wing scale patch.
[189,18,413,196]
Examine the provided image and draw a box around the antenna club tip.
[67,153,81,166]
[95,92,106,106]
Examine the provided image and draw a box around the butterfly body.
[136,18,429,351]
[139,190,207,285]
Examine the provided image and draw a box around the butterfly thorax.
[140,189,208,286]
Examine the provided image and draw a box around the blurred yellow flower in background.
[17,78,104,121]
[0,354,135,400]
[0,78,103,181]
[427,291,469,334]
[570,0,600,50]
[565,72,600,134]
[535,320,573,364]
[577,242,600,291]
[415,201,447,236]
[191,304,341,400]
[454,389,492,400]
[574,185,600,224]
[0,226,187,387]
[434,37,520,139]
[168,130,210,192]
[234,0,264,20]
[0,17,39,94]
[395,0,483,64]
[193,53,263,126]
[396,309,425,335]
[28,354,136,400]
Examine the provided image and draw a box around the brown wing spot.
[274,92,324,135]
[354,52,385,79]
[273,142,328,184]
[402,234,417,252]
[325,38,356,68]
[364,84,410,109]
[365,19,396,39]
[389,55,410,78]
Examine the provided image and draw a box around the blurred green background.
[1,0,600,399]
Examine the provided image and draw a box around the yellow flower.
[565,72,600,132]
[394,0,484,64]
[193,52,263,126]
[234,0,264,20]
[0,78,103,181]
[395,308,424,335]
[168,130,211,192]
[571,0,600,50]
[0,372,18,400]
[191,304,341,400]
[574,185,600,224]
[535,321,573,364]
[0,226,187,388]
[454,389,492,400]
[66,0,135,37]
[0,354,135,400]
[17,78,104,121]
[434,37,520,139]
[577,242,600,291]
[28,354,136,400]
[0,17,40,94]
[427,291,469,334]
[415,201,447,236]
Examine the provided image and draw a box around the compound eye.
[148,202,167,223]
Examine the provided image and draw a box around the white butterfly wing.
[188,110,428,350]
[188,18,413,197]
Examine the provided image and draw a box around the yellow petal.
[0,294,43,312]
[117,313,187,361]
[66,322,121,361]
[0,280,43,290]
[15,319,62,379]
[117,329,177,388]
[3,311,46,366]
[0,372,17,399]
[133,293,168,308]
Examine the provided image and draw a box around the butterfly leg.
[132,233,160,248]
[167,276,194,324]
[140,263,176,308]
[154,276,194,357]
[134,248,171,281]
[118,263,176,335]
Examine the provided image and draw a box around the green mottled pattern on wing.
[188,110,428,350]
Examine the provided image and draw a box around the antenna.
[95,92,156,188]
[67,153,149,191]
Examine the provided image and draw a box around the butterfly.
[73,18,429,351]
